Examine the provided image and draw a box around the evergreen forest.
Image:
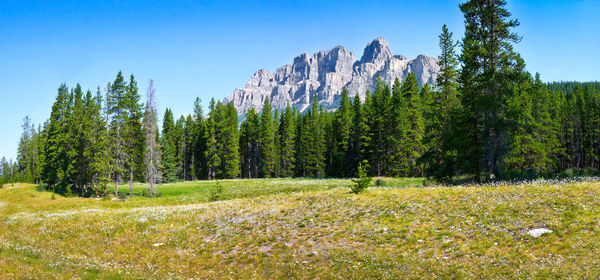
[2,0,599,196]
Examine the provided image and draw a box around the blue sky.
[0,0,598,160]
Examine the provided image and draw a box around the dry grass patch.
[1,179,599,278]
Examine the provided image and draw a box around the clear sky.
[0,0,598,161]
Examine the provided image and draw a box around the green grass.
[114,178,355,201]
[374,177,425,188]
[1,178,600,278]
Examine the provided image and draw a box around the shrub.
[583,168,599,177]
[208,182,224,202]
[36,183,48,192]
[97,184,108,198]
[557,168,600,179]
[118,192,128,200]
[139,186,161,197]
[351,162,372,194]
[375,178,385,187]
[141,188,152,197]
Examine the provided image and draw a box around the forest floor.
[1,178,599,279]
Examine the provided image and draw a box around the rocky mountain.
[224,37,439,115]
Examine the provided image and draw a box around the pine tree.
[42,84,72,192]
[0,157,8,185]
[359,91,373,175]
[205,99,220,180]
[183,115,195,180]
[505,76,539,172]
[68,84,91,195]
[331,89,352,177]
[581,85,598,168]
[590,88,600,169]
[547,88,567,170]
[503,74,559,174]
[273,109,281,177]
[107,72,129,196]
[174,116,186,180]
[259,99,276,177]
[217,102,240,179]
[389,78,409,176]
[192,98,208,179]
[324,109,335,176]
[420,82,434,162]
[367,77,392,176]
[17,116,34,182]
[349,93,367,177]
[240,108,260,178]
[122,75,144,195]
[160,137,177,183]
[278,105,296,177]
[91,87,110,196]
[457,0,526,180]
[294,112,311,177]
[423,24,461,180]
[161,108,177,182]
[305,94,326,176]
[532,74,561,171]
[396,73,424,176]
[31,123,45,184]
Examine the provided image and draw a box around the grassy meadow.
[1,178,600,279]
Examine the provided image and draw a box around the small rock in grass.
[153,242,165,247]
[527,228,552,238]
[258,245,272,253]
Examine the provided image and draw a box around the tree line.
[3,0,600,194]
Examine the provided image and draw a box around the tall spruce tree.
[182,115,195,180]
[294,112,311,177]
[505,76,540,172]
[30,123,45,184]
[389,78,409,176]
[278,105,296,177]
[400,73,424,176]
[93,86,112,195]
[107,72,130,196]
[217,102,240,179]
[205,99,220,180]
[192,98,208,179]
[259,99,276,177]
[17,116,34,182]
[349,93,367,177]
[161,108,177,182]
[423,24,461,179]
[305,95,326,176]
[174,116,186,180]
[42,84,72,192]
[123,75,144,195]
[273,109,281,177]
[456,0,525,180]
[331,89,352,177]
[240,108,260,178]
[367,77,392,176]
[68,84,90,194]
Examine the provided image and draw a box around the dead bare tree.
[144,79,161,195]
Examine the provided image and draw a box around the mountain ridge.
[224,37,440,114]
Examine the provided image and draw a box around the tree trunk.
[129,170,133,197]
[114,178,118,197]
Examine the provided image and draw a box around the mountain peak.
[360,37,393,64]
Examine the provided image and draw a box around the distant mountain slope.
[224,37,440,114]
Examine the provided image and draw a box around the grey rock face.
[224,37,439,115]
